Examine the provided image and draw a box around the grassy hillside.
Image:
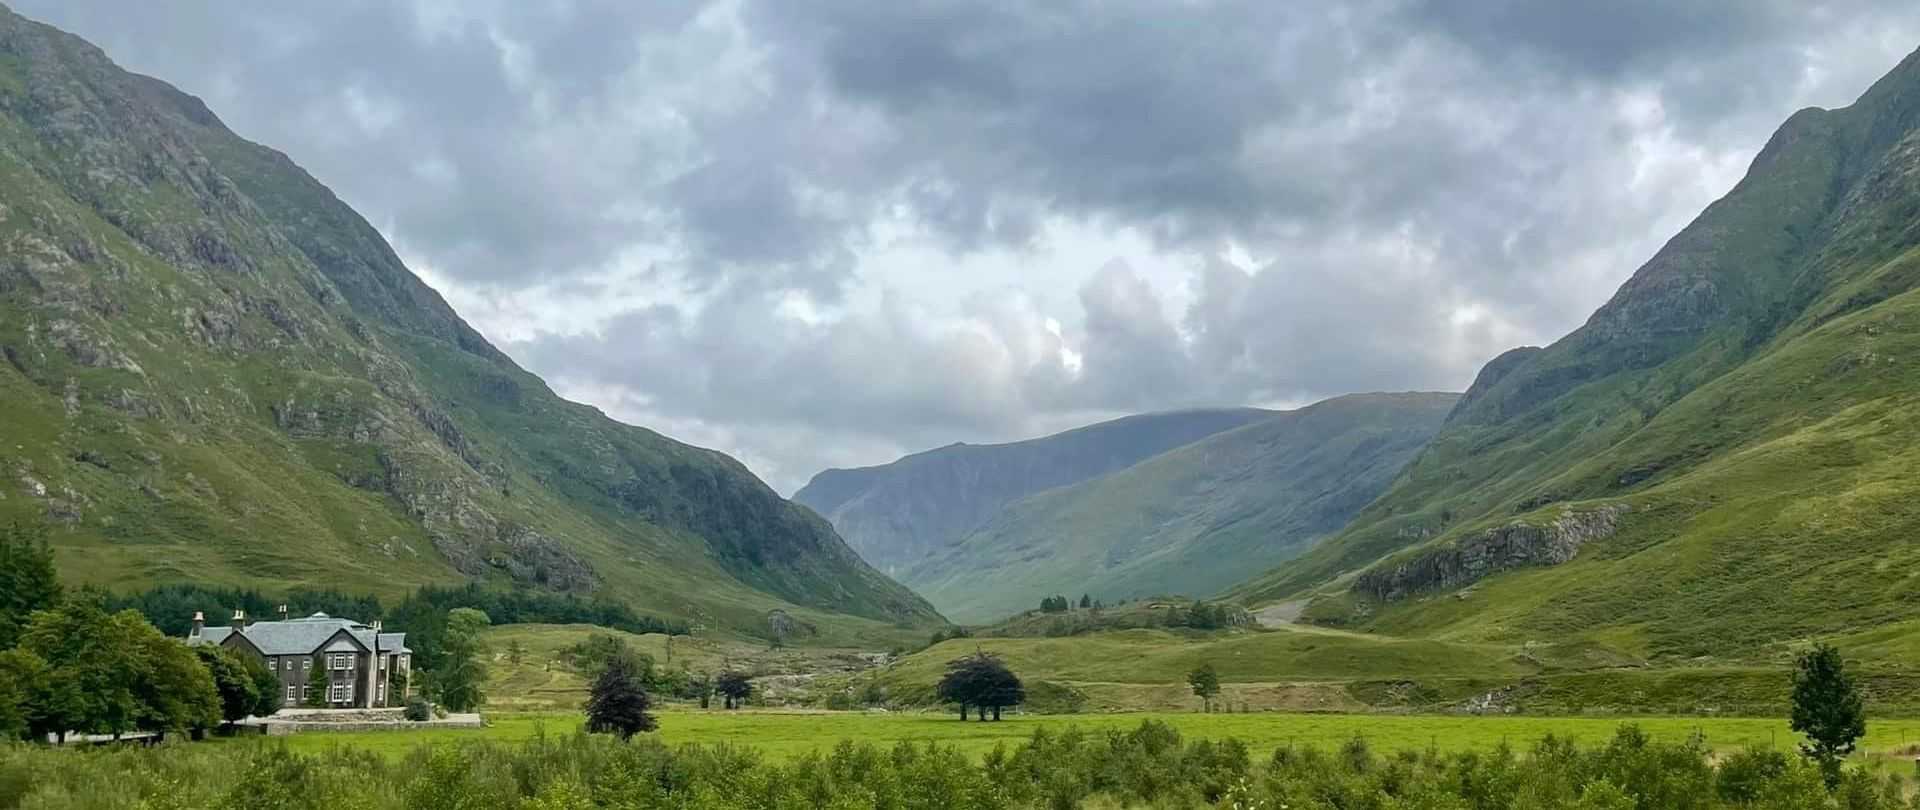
[904,393,1457,622]
[0,7,939,644]
[1229,46,1920,659]
[794,408,1274,574]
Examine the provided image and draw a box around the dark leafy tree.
[584,656,656,739]
[716,670,752,709]
[433,608,491,713]
[937,651,1023,721]
[249,661,281,717]
[1039,596,1070,613]
[403,696,432,722]
[1791,643,1865,787]
[1187,663,1222,713]
[1078,594,1092,610]
[0,521,61,648]
[694,671,713,709]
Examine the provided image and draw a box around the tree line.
[0,522,498,741]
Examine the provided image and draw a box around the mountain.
[1230,46,1920,660]
[0,6,939,643]
[793,408,1274,574]
[902,393,1458,622]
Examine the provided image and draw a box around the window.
[330,653,355,671]
[378,683,386,703]
[342,683,355,704]
[303,658,311,670]
[328,685,342,703]
[286,685,296,703]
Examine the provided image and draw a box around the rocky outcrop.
[1353,505,1628,602]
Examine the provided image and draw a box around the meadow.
[266,709,1920,766]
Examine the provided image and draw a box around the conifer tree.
[1791,644,1865,787]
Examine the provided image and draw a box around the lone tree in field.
[584,655,656,739]
[1791,643,1865,787]
[1187,663,1221,713]
[938,651,1024,721]
[716,669,752,709]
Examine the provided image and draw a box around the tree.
[197,646,262,726]
[937,651,1023,721]
[1791,644,1865,787]
[1078,594,1092,610]
[0,521,61,648]
[584,655,656,739]
[693,671,713,709]
[127,614,220,738]
[434,608,490,713]
[19,599,140,741]
[1187,663,1222,713]
[0,648,48,741]
[716,669,751,710]
[507,639,525,665]
[1039,596,1070,614]
[303,663,329,708]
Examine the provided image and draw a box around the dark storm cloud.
[16,0,1920,491]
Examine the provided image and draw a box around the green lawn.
[264,710,1920,764]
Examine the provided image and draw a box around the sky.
[19,0,1920,494]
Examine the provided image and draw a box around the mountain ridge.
[904,392,1459,623]
[794,407,1275,574]
[1227,44,1920,660]
[0,5,939,643]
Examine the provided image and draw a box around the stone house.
[186,607,412,709]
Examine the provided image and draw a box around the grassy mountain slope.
[1230,46,1920,660]
[0,6,939,643]
[794,408,1273,574]
[906,393,1458,622]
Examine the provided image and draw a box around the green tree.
[0,648,48,741]
[693,671,713,709]
[507,639,525,665]
[127,614,220,738]
[19,599,140,741]
[584,655,656,739]
[1790,643,1865,787]
[0,521,61,648]
[434,607,490,712]
[1078,594,1092,610]
[716,669,751,710]
[197,645,275,725]
[1187,663,1221,713]
[302,663,329,708]
[937,651,1023,721]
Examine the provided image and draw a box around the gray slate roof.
[188,612,410,656]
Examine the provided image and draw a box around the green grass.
[262,709,1920,765]
[890,626,1528,686]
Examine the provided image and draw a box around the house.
[186,606,412,710]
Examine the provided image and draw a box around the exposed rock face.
[1353,505,1628,602]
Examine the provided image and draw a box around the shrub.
[402,697,431,722]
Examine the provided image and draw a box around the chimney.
[191,611,204,637]
[230,609,246,631]
[278,604,289,622]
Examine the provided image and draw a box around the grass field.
[263,710,1920,766]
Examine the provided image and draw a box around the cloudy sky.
[21,1,1920,493]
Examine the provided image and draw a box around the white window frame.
[328,685,342,703]
[286,685,296,703]
[303,658,311,670]
[330,653,355,671]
